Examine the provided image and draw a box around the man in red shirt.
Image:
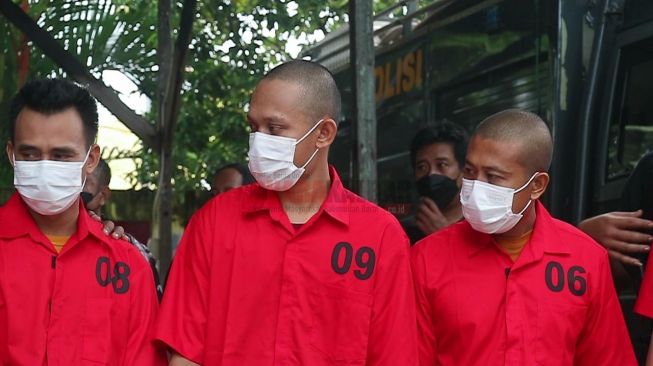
[0,79,166,365]
[156,60,417,366]
[412,109,636,365]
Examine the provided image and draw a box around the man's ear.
[84,144,101,176]
[530,172,550,200]
[316,118,337,149]
[6,141,14,166]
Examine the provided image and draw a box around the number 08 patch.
[95,256,131,294]
[330,242,376,280]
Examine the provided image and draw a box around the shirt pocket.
[309,285,373,365]
[535,300,588,366]
[81,298,113,365]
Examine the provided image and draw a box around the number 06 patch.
[544,261,586,296]
[330,242,376,280]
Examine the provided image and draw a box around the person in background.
[580,152,653,363]
[412,109,636,365]
[210,163,255,196]
[0,78,165,365]
[404,121,468,244]
[82,157,163,300]
[81,157,112,215]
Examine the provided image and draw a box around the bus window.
[606,38,653,180]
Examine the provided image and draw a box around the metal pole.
[349,0,377,202]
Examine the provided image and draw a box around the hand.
[416,197,450,235]
[578,210,653,266]
[88,210,130,241]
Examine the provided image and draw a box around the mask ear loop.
[80,147,94,191]
[300,148,320,169]
[295,119,325,169]
[514,172,540,193]
[295,119,325,145]
[513,172,540,214]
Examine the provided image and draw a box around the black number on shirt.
[95,256,131,294]
[567,266,587,296]
[544,261,586,296]
[545,261,564,292]
[95,256,112,286]
[331,242,353,274]
[354,247,376,280]
[112,262,131,294]
[331,242,376,280]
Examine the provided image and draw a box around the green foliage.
[131,0,351,197]
[0,0,433,218]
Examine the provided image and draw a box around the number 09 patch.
[331,242,376,280]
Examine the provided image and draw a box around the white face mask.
[13,149,91,216]
[460,173,539,234]
[248,119,323,191]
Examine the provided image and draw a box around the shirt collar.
[465,200,570,258]
[243,165,350,226]
[0,192,112,248]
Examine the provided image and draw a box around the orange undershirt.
[47,235,70,254]
[495,230,533,262]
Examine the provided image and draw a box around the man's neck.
[28,200,80,237]
[442,193,463,224]
[493,203,536,240]
[278,164,331,224]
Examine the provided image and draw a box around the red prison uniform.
[156,166,417,365]
[0,193,166,366]
[635,255,653,319]
[411,201,637,366]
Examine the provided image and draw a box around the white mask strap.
[513,172,539,214]
[514,172,540,193]
[300,148,320,169]
[295,119,325,145]
[516,199,533,215]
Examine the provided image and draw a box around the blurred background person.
[404,121,468,244]
[210,163,255,197]
[81,157,112,217]
[579,152,653,363]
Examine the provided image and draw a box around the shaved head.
[262,60,341,125]
[474,109,553,173]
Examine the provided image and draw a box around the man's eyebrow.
[51,147,78,155]
[247,114,287,124]
[16,144,39,151]
[486,166,510,175]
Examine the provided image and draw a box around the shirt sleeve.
[365,221,418,365]
[155,211,211,363]
[122,255,167,366]
[411,245,437,365]
[574,252,638,366]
